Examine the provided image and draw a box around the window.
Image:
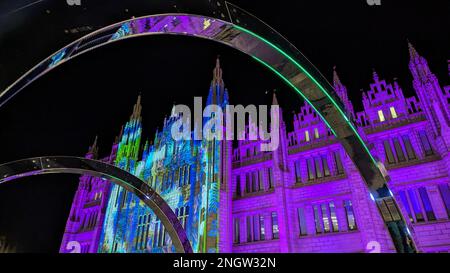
[246,216,252,242]
[313,205,322,234]
[305,130,310,142]
[408,189,424,222]
[267,168,274,189]
[307,158,315,180]
[253,215,260,241]
[378,110,385,122]
[399,191,414,223]
[259,215,265,240]
[233,218,240,244]
[419,131,433,156]
[252,172,258,192]
[294,160,302,183]
[334,152,344,175]
[321,204,330,233]
[297,208,307,236]
[245,173,251,193]
[136,214,151,250]
[390,106,398,119]
[271,212,279,239]
[438,184,450,218]
[393,138,406,162]
[314,128,319,139]
[402,135,416,160]
[418,187,436,221]
[322,156,330,177]
[178,206,189,228]
[259,170,264,191]
[344,200,357,231]
[235,175,241,197]
[314,157,323,178]
[384,140,395,164]
[329,202,339,232]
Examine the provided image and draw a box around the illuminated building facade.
[61,44,450,253]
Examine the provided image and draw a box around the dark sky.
[0,0,448,252]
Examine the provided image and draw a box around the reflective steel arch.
[0,1,416,252]
[0,156,193,253]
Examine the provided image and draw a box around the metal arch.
[0,1,416,252]
[0,156,193,253]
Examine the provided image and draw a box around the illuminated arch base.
[0,156,193,253]
[0,1,416,252]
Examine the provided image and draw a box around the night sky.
[0,0,448,252]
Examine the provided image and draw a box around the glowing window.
[390,106,398,119]
[305,131,310,142]
[378,110,385,122]
[314,128,319,139]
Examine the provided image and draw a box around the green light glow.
[234,25,377,165]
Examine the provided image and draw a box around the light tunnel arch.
[0,2,417,253]
[0,156,193,253]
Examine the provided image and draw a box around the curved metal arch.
[0,156,193,253]
[0,2,416,252]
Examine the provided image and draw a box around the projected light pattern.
[1,1,420,252]
[98,73,226,253]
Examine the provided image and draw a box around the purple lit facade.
[61,44,450,253]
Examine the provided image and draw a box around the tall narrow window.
[419,131,433,156]
[313,205,322,233]
[438,184,450,218]
[252,171,258,193]
[305,130,310,142]
[344,200,357,231]
[378,110,385,122]
[233,218,240,244]
[390,106,398,119]
[314,128,319,139]
[271,212,279,239]
[384,140,395,164]
[334,152,344,175]
[246,216,252,242]
[294,160,302,183]
[259,170,264,191]
[267,168,274,189]
[408,189,424,222]
[297,208,307,236]
[329,202,339,232]
[235,175,241,197]
[307,158,315,180]
[315,157,323,178]
[322,156,330,177]
[402,135,416,160]
[245,173,251,194]
[418,187,436,221]
[153,221,160,247]
[399,191,414,223]
[321,204,330,233]
[259,215,265,240]
[253,215,260,241]
[393,138,406,162]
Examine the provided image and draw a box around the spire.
[333,66,342,86]
[372,68,379,82]
[114,126,124,144]
[130,94,142,121]
[272,90,279,105]
[211,56,224,88]
[408,40,419,60]
[87,135,99,158]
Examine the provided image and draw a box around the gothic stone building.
[60,44,450,253]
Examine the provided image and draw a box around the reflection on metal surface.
[0,1,416,252]
[0,156,193,253]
